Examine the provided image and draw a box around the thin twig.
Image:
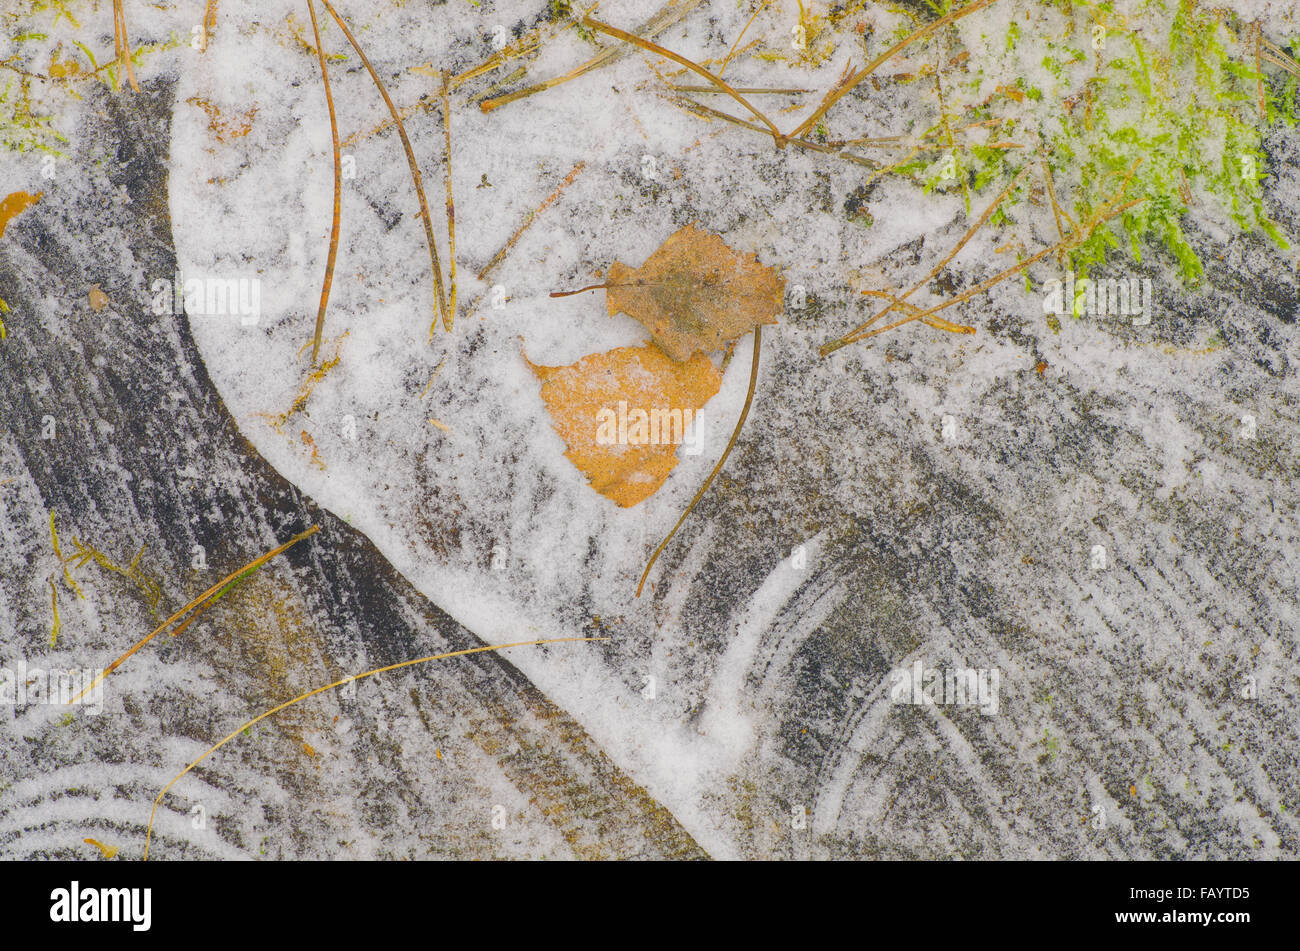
[49,580,61,647]
[477,161,587,285]
[306,0,341,366]
[660,90,881,170]
[637,326,762,598]
[414,14,549,93]
[420,356,447,398]
[672,85,812,94]
[820,193,1146,355]
[841,163,1032,342]
[1262,40,1300,77]
[1039,147,1067,266]
[318,0,450,333]
[860,289,975,334]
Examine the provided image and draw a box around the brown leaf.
[526,342,722,507]
[604,224,783,361]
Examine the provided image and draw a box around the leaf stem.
[549,283,609,298]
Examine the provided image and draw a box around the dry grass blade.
[444,33,541,88]
[909,203,1141,317]
[306,0,342,366]
[479,0,701,113]
[48,580,62,647]
[318,0,450,333]
[820,180,1146,356]
[836,163,1032,344]
[1039,148,1068,265]
[790,0,1001,140]
[440,70,457,332]
[860,288,975,335]
[672,85,812,94]
[662,76,1017,181]
[142,636,608,859]
[1262,39,1300,77]
[658,88,881,170]
[637,326,761,598]
[68,526,321,704]
[477,161,587,286]
[830,304,974,347]
[112,0,140,93]
[717,0,769,79]
[202,0,219,52]
[584,16,787,147]
[351,21,551,144]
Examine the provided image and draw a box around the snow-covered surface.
[167,0,1300,857]
[4,0,1299,859]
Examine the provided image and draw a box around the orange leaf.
[88,285,110,312]
[0,192,42,242]
[527,342,722,507]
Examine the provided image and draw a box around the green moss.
[873,0,1296,290]
[3,2,181,152]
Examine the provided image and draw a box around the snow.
[3,0,1297,859]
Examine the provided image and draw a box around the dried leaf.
[186,96,259,143]
[604,225,783,361]
[527,342,722,507]
[48,50,82,80]
[0,192,42,241]
[83,838,119,860]
[88,285,110,312]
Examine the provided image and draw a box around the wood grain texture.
[3,62,1299,863]
[0,81,705,861]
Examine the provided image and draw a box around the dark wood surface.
[0,80,705,860]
